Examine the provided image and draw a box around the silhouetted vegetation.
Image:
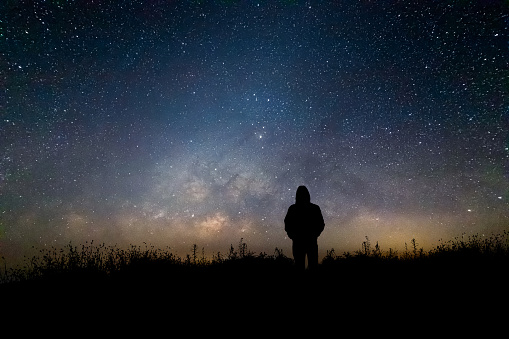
[0,238,293,286]
[1,232,508,305]
[322,232,509,264]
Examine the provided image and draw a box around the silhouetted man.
[284,186,325,270]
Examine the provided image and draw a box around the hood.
[295,186,310,204]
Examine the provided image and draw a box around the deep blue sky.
[2,0,508,260]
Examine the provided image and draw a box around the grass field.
[0,232,509,314]
[2,232,507,284]
[1,232,508,319]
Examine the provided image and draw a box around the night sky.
[2,0,508,261]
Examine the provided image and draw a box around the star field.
[1,0,508,260]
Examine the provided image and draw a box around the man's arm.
[315,205,325,237]
[284,205,295,239]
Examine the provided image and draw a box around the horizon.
[2,225,507,269]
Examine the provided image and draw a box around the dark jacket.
[284,201,325,242]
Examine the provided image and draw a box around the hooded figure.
[284,186,325,270]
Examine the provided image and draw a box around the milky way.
[2,1,508,260]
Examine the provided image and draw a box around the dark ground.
[1,237,507,330]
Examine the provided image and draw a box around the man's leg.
[307,242,319,270]
[292,241,306,271]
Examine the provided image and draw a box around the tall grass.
[322,231,509,264]
[0,238,292,284]
[1,231,508,285]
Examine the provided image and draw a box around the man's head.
[296,185,310,204]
